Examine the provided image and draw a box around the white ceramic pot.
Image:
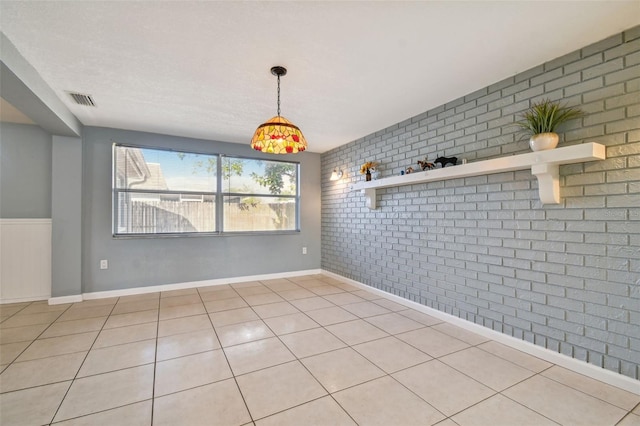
[530,132,559,151]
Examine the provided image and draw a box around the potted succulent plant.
[516,99,584,151]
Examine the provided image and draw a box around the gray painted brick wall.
[321,26,640,379]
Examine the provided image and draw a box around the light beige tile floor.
[0,274,638,426]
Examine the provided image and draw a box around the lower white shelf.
[351,142,606,209]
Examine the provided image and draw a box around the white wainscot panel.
[0,219,52,303]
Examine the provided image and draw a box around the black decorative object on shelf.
[434,156,458,168]
[417,157,435,171]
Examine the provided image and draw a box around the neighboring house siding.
[321,26,640,379]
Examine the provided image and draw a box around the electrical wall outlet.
[302,247,307,255]
[100,259,108,269]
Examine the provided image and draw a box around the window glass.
[114,147,216,191]
[113,145,217,235]
[113,145,299,236]
[222,157,299,232]
[223,196,297,232]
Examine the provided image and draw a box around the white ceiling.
[1,1,638,153]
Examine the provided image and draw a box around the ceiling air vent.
[68,92,96,107]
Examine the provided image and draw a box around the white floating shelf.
[352,142,606,209]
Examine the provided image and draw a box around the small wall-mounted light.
[329,169,343,181]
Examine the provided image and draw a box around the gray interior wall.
[81,126,321,293]
[322,27,640,379]
[0,122,52,218]
[51,135,82,297]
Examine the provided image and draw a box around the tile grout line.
[224,278,356,422]
[376,327,559,422]
[495,366,569,426]
[47,297,120,425]
[273,279,584,424]
[40,296,159,423]
[0,300,35,324]
[615,402,640,426]
[2,274,637,425]
[197,284,256,425]
[532,366,640,417]
[0,302,72,376]
[259,277,475,423]
[149,293,163,426]
[331,291,567,424]
[235,279,303,422]
[285,279,444,423]
[251,277,362,425]
[329,316,476,424]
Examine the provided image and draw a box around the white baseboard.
[321,270,640,396]
[48,294,83,305]
[1,295,50,304]
[48,269,322,304]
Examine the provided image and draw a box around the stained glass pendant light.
[250,66,308,154]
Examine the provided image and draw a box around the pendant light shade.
[251,66,308,154]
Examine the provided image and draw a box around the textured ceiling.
[1,1,638,153]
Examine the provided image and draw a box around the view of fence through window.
[113,145,299,236]
[222,157,298,232]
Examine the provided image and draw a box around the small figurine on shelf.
[405,166,414,174]
[417,157,435,171]
[434,156,458,168]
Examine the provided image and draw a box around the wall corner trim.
[321,270,640,396]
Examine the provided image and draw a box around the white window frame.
[112,144,300,237]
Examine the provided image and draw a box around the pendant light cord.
[276,74,281,117]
